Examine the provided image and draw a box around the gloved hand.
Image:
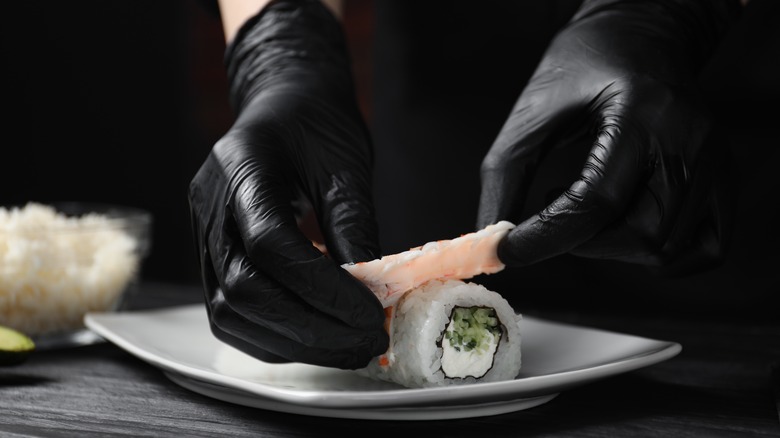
[478,0,740,275]
[188,0,387,369]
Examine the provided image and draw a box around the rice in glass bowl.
[0,202,151,349]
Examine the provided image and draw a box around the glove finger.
[193,205,388,367]
[569,91,732,270]
[567,151,691,264]
[207,284,384,370]
[221,237,388,353]
[315,169,380,264]
[195,226,288,365]
[497,100,644,266]
[222,134,386,332]
[571,188,730,272]
[189,196,285,364]
[652,205,728,277]
[655,129,735,274]
[295,96,380,264]
[477,82,581,229]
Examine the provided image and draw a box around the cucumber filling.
[440,306,502,379]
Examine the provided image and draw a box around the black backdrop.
[2,1,231,286]
[1,0,378,288]
[3,1,778,316]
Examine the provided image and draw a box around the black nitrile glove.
[478,0,740,274]
[188,0,387,369]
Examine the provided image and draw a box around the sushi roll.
[356,279,522,388]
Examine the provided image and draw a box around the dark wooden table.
[2,282,778,437]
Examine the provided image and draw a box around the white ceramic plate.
[84,305,681,420]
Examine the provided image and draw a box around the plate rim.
[85,304,682,409]
[164,370,561,420]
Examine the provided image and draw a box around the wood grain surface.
[1,282,778,437]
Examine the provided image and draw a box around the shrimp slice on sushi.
[343,222,522,388]
[342,221,515,307]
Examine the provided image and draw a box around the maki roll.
[355,279,522,388]
[344,222,521,388]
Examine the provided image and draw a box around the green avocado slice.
[0,325,35,366]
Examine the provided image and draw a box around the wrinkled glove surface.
[478,0,741,275]
[188,0,387,369]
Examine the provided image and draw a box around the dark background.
[2,1,778,314]
[0,0,370,290]
[1,1,375,288]
[2,1,230,286]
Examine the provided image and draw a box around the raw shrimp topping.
[343,221,515,307]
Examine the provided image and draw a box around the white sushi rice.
[356,279,522,388]
[0,203,141,336]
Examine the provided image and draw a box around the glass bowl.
[0,202,152,349]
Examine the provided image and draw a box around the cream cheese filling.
[440,306,502,379]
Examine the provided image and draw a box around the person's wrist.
[224,0,349,111]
